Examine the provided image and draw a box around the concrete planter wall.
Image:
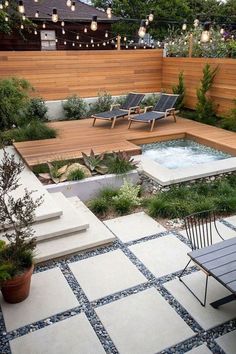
[46,93,159,120]
[46,170,139,202]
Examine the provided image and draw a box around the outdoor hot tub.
[133,138,236,186]
[141,139,231,170]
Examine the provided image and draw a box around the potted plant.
[0,149,42,303]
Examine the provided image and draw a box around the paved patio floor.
[0,210,236,354]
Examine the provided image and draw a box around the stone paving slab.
[10,313,106,354]
[104,212,166,242]
[179,221,236,244]
[0,268,79,332]
[69,249,146,301]
[95,287,194,354]
[224,215,236,229]
[186,344,213,354]
[129,234,191,277]
[215,330,236,354]
[164,271,236,330]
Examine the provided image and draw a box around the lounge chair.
[92,92,145,129]
[128,93,179,131]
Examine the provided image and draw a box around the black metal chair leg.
[179,260,209,307]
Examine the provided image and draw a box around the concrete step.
[33,193,89,242]
[35,197,116,263]
[0,147,62,224]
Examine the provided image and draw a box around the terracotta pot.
[1,265,34,304]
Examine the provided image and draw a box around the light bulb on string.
[55,38,58,43]
[61,21,65,27]
[148,10,154,22]
[42,22,46,28]
[138,20,146,38]
[124,36,127,41]
[22,14,26,21]
[91,38,94,43]
[97,43,100,47]
[5,16,8,22]
[64,40,67,45]
[92,43,94,47]
[145,16,149,26]
[90,16,98,31]
[105,31,108,38]
[106,4,112,19]
[18,1,25,14]
[84,26,87,33]
[62,28,65,35]
[182,21,187,31]
[66,0,72,7]
[35,11,39,18]
[34,29,37,35]
[201,21,211,43]
[20,24,24,29]
[71,1,75,11]
[220,25,225,35]
[79,43,82,47]
[4,0,8,7]
[52,8,58,23]
[86,44,89,48]
[134,45,137,49]
[72,42,75,47]
[34,0,38,2]
[0,2,3,9]
[103,42,106,46]
[76,34,79,40]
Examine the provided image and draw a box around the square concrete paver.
[179,221,236,244]
[104,212,166,243]
[129,234,191,277]
[164,271,236,330]
[215,330,236,354]
[0,268,79,332]
[69,249,146,301]
[224,215,236,229]
[95,288,194,354]
[186,344,212,354]
[10,313,106,354]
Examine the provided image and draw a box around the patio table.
[189,237,236,309]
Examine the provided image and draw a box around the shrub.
[98,187,119,201]
[140,94,160,109]
[106,151,137,174]
[26,97,48,121]
[2,121,57,143]
[88,197,108,216]
[63,95,88,120]
[220,100,236,132]
[196,64,218,123]
[172,71,185,109]
[0,77,32,130]
[67,168,85,181]
[112,180,142,214]
[88,91,113,115]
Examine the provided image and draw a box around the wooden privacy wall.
[162,57,236,115]
[0,50,163,100]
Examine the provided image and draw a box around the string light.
[66,0,72,6]
[64,40,67,45]
[5,15,8,22]
[182,21,187,31]
[138,20,146,38]
[0,2,3,9]
[20,24,24,29]
[105,31,108,38]
[42,22,46,28]
[145,16,149,26]
[4,0,8,6]
[35,10,39,18]
[34,0,38,2]
[72,42,75,46]
[124,36,127,41]
[61,21,65,27]
[52,8,58,23]
[76,34,79,40]
[220,25,225,35]
[201,22,211,43]
[84,26,88,33]
[90,15,98,31]
[22,14,26,21]
[106,3,112,19]
[34,29,37,35]
[71,1,75,11]
[148,10,154,22]
[62,28,65,35]
[86,44,89,47]
[90,38,94,43]
[18,1,25,14]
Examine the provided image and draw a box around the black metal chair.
[178,210,224,306]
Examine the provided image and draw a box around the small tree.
[196,64,218,122]
[0,149,42,281]
[63,95,88,120]
[172,71,185,109]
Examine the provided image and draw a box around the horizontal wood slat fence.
[0,50,163,100]
[0,51,235,114]
[162,57,236,115]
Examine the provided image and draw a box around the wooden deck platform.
[14,116,236,167]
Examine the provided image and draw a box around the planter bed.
[46,170,139,202]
